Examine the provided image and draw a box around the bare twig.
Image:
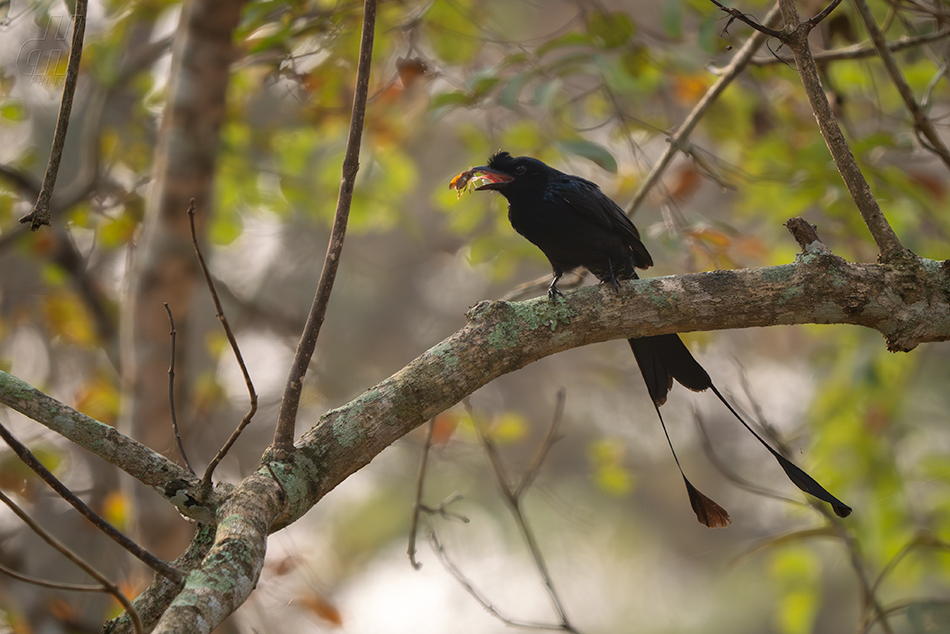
[868,532,950,600]
[187,201,259,486]
[861,600,950,634]
[409,418,471,568]
[709,0,784,37]
[748,25,950,66]
[807,0,845,26]
[628,3,782,215]
[0,490,143,634]
[828,518,896,634]
[18,0,87,230]
[408,418,437,570]
[428,531,573,632]
[694,409,802,506]
[272,0,377,451]
[466,401,579,633]
[850,0,950,172]
[164,303,195,476]
[0,421,184,584]
[0,559,105,592]
[514,388,566,499]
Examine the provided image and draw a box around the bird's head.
[466,151,551,192]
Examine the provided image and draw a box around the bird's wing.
[549,175,653,268]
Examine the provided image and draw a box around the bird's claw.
[547,284,565,302]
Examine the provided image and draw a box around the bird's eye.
[514,165,526,175]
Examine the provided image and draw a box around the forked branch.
[710,0,910,261]
[186,200,258,487]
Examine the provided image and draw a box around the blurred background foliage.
[1,0,950,631]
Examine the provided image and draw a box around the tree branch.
[775,0,910,262]
[748,26,950,66]
[0,420,183,583]
[18,0,87,230]
[0,371,194,493]
[4,219,949,628]
[273,0,377,450]
[629,3,782,214]
[850,0,950,171]
[183,239,950,628]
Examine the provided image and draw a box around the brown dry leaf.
[298,591,343,626]
[431,411,461,446]
[667,164,701,202]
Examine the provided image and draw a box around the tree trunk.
[120,0,247,561]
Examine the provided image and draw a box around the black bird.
[458,150,851,527]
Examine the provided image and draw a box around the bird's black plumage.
[468,150,851,526]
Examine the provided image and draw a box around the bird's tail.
[629,334,852,526]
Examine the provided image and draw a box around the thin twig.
[828,518,895,634]
[628,3,782,215]
[869,532,950,599]
[807,0,845,26]
[694,409,802,506]
[0,490,143,634]
[514,388,566,499]
[861,600,950,634]
[428,531,572,632]
[748,27,950,66]
[466,401,579,633]
[0,421,183,584]
[708,0,784,38]
[921,60,950,110]
[265,462,287,500]
[408,418,437,570]
[164,303,195,476]
[0,558,104,592]
[273,0,377,451]
[18,0,87,230]
[850,0,950,172]
[187,201,259,486]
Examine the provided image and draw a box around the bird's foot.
[547,283,565,302]
[602,259,622,293]
[600,274,621,293]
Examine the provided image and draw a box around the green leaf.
[532,78,561,109]
[535,32,596,57]
[497,71,532,110]
[557,139,618,173]
[907,602,950,634]
[587,11,635,49]
[466,69,501,97]
[0,101,26,122]
[430,91,476,110]
[620,45,651,78]
[662,0,684,40]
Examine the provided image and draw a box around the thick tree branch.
[5,235,950,629]
[0,371,193,492]
[148,244,950,630]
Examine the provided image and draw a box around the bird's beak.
[469,166,514,190]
